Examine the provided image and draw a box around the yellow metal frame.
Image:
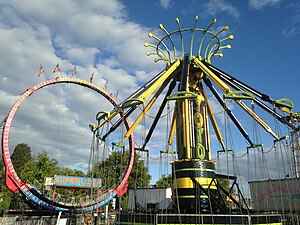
[166,110,177,153]
[117,60,181,146]
[95,60,180,141]
[193,57,280,141]
[140,60,180,101]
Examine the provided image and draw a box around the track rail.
[1,77,134,212]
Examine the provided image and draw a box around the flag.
[71,66,77,76]
[104,80,108,90]
[115,90,119,99]
[52,63,61,73]
[90,72,94,83]
[37,65,44,77]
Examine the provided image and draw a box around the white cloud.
[281,2,300,37]
[0,0,162,175]
[249,0,282,10]
[282,27,300,37]
[160,0,171,9]
[65,47,99,66]
[204,0,240,18]
[0,0,155,72]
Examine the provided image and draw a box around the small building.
[249,178,300,212]
[127,188,172,212]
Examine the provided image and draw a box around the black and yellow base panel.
[172,159,220,213]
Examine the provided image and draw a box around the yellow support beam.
[183,99,191,159]
[118,76,171,147]
[194,56,280,141]
[166,110,177,153]
[193,57,232,93]
[96,111,119,129]
[95,60,180,131]
[236,101,280,140]
[204,93,226,152]
[140,59,180,101]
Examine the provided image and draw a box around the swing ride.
[1,17,300,224]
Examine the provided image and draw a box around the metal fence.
[0,215,83,225]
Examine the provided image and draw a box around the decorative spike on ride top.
[145,17,234,66]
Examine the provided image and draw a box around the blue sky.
[0,0,299,187]
[125,0,300,104]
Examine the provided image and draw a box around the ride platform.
[116,212,283,225]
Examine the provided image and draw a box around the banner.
[54,175,102,189]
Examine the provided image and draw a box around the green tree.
[91,151,151,209]
[59,167,85,177]
[0,144,89,210]
[217,178,236,203]
[11,143,32,173]
[129,153,151,189]
[19,150,88,200]
[155,174,172,188]
[0,159,12,210]
[92,151,151,189]
[20,150,60,184]
[0,143,32,210]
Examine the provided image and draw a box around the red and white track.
[1,77,134,211]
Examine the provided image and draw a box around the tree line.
[0,143,153,211]
[0,143,232,211]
